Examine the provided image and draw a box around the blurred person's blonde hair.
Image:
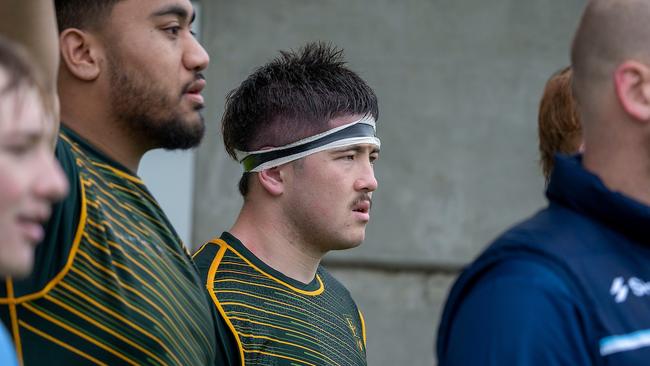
[0,35,53,119]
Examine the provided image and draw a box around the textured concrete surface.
[190,0,587,364]
[328,268,456,366]
[193,0,584,263]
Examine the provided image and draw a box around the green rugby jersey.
[193,232,367,366]
[0,126,217,365]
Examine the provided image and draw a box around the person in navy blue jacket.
[437,1,650,365]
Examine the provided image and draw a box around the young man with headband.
[194,42,378,366]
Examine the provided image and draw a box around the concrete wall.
[192,1,586,364]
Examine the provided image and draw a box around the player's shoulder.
[318,266,357,300]
[462,257,574,303]
[192,239,226,275]
[55,129,80,178]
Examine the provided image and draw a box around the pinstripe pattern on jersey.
[204,238,367,366]
[2,130,215,365]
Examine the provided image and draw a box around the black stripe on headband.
[241,122,376,172]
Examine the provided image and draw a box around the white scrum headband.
[235,115,381,172]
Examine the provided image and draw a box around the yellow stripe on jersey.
[1,129,216,365]
[203,236,367,366]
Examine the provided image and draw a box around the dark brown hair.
[222,42,379,195]
[55,0,123,31]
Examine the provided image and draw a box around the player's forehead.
[328,114,369,129]
[110,0,195,23]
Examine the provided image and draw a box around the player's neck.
[230,207,323,284]
[60,110,147,173]
[583,132,650,207]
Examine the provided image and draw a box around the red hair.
[538,67,582,181]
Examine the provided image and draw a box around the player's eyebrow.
[150,5,196,23]
[331,145,380,154]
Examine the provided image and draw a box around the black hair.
[221,41,378,195]
[55,0,123,31]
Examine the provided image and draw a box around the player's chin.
[333,234,365,251]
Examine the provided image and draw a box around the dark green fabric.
[194,232,367,366]
[193,240,241,366]
[0,125,218,365]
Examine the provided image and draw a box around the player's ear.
[614,60,650,122]
[257,167,284,196]
[59,28,102,81]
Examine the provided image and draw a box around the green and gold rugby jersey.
[193,232,367,366]
[0,126,216,365]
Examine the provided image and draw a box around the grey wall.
[192,1,586,364]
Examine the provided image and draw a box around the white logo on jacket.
[610,276,650,303]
